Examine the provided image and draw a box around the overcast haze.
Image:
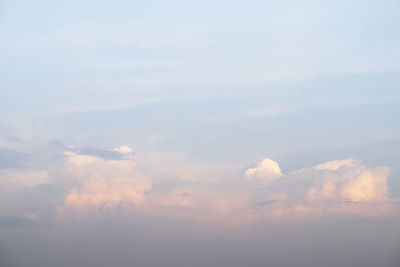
[1,0,400,266]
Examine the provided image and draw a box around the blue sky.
[1,0,399,145]
[1,1,400,266]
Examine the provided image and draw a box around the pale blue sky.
[1,0,400,199]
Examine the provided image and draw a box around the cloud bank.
[0,145,398,267]
[38,149,396,224]
[250,158,393,219]
[0,146,396,226]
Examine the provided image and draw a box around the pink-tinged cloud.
[250,158,393,219]
[53,150,396,224]
[57,151,151,218]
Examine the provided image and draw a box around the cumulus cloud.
[143,156,395,224]
[250,158,393,219]
[54,150,251,225]
[6,147,391,225]
[57,151,151,218]
[339,166,390,202]
[245,158,283,181]
[53,152,396,223]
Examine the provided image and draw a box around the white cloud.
[245,158,283,182]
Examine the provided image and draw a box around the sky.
[1,0,400,266]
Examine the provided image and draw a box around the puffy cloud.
[56,151,252,225]
[245,158,282,181]
[252,158,393,218]
[58,152,151,217]
[145,156,394,224]
[3,147,385,225]
[55,153,395,222]
[339,166,390,202]
[58,151,241,224]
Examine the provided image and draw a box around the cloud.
[251,158,393,218]
[339,166,390,202]
[313,157,356,171]
[7,147,391,225]
[0,169,50,193]
[147,183,253,226]
[245,158,283,182]
[57,151,151,218]
[74,146,124,160]
[53,150,253,225]
[113,145,133,154]
[143,156,395,224]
